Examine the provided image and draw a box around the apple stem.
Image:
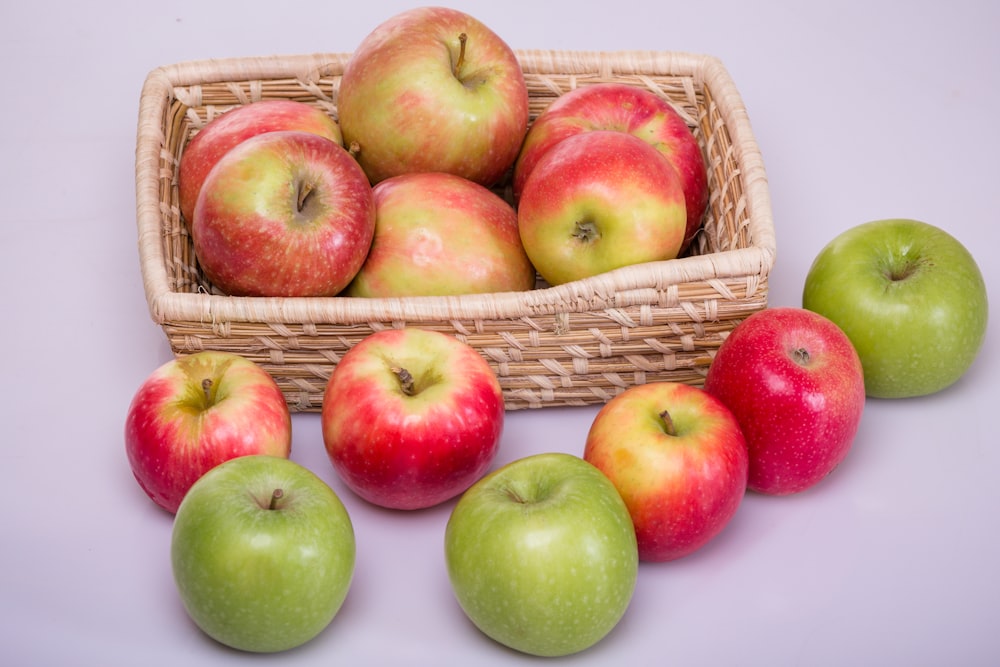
[201,378,213,405]
[297,181,315,213]
[454,33,468,75]
[392,366,416,396]
[269,488,284,510]
[793,347,811,367]
[348,141,361,159]
[659,410,677,437]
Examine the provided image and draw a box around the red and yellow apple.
[177,100,342,226]
[321,328,505,510]
[517,130,687,285]
[191,130,375,297]
[513,83,708,251]
[124,351,292,514]
[346,172,536,297]
[584,382,748,562]
[337,7,529,186]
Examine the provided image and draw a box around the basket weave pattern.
[135,50,775,411]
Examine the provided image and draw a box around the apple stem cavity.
[572,220,601,244]
[659,410,678,437]
[268,488,284,510]
[453,32,468,76]
[792,347,811,367]
[392,366,416,396]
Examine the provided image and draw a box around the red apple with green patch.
[517,130,687,286]
[191,130,375,297]
[346,171,536,297]
[124,351,292,514]
[704,307,866,495]
[337,6,529,186]
[584,381,748,562]
[177,99,342,226]
[513,82,708,251]
[321,328,505,510]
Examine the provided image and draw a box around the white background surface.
[2,1,998,665]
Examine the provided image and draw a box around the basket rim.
[135,49,775,326]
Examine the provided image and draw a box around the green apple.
[171,455,355,653]
[803,218,988,398]
[444,452,638,658]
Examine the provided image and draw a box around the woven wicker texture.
[135,50,775,410]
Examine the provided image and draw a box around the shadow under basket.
[134,49,776,411]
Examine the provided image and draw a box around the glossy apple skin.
[513,82,708,251]
[346,172,536,297]
[337,6,529,186]
[177,100,342,225]
[803,218,988,398]
[321,328,505,510]
[171,455,355,653]
[517,130,687,285]
[445,452,638,658]
[124,351,292,514]
[584,382,748,562]
[704,307,866,496]
[191,130,375,297]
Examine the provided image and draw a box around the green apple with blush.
[803,218,988,398]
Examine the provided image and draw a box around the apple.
[191,130,375,297]
[124,351,292,514]
[337,6,529,186]
[513,82,708,251]
[584,382,748,562]
[444,452,638,657]
[802,218,988,398]
[321,327,505,510]
[177,99,342,225]
[345,172,536,297]
[517,130,687,285]
[703,307,866,495]
[171,455,356,653]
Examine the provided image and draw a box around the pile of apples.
[126,5,990,660]
[177,6,708,299]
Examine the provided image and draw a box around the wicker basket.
[134,50,775,411]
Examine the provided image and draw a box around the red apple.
[513,83,708,251]
[177,100,342,226]
[124,351,292,514]
[704,307,866,495]
[321,328,505,510]
[346,172,536,297]
[191,130,376,297]
[337,6,529,186]
[584,382,748,562]
[517,130,687,286]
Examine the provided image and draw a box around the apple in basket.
[517,130,687,286]
[337,6,529,186]
[172,455,355,653]
[124,351,292,514]
[802,218,988,398]
[346,171,536,297]
[513,82,708,252]
[177,99,342,225]
[584,382,748,562]
[321,328,505,510]
[704,307,866,496]
[191,130,376,297]
[445,453,638,657]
